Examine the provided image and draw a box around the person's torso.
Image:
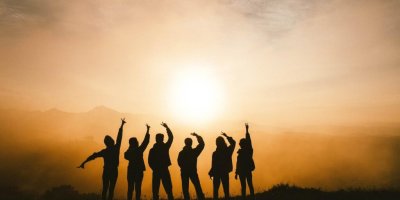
[213,148,233,173]
[150,143,171,169]
[102,146,120,169]
[179,148,198,172]
[127,148,146,171]
[237,148,255,173]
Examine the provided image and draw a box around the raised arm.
[222,132,236,155]
[245,123,252,149]
[191,132,204,156]
[116,118,126,148]
[77,151,103,169]
[139,124,151,152]
[161,122,173,148]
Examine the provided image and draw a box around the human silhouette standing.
[177,132,205,200]
[209,132,236,200]
[78,118,126,200]
[148,122,174,200]
[125,124,151,200]
[235,123,255,200]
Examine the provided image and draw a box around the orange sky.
[1,0,399,127]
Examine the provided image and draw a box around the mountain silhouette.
[87,105,122,115]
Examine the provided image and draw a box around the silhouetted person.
[209,132,236,200]
[235,123,255,200]
[177,132,205,200]
[78,118,126,200]
[148,122,174,200]
[125,124,151,200]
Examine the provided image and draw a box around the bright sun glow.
[169,66,223,123]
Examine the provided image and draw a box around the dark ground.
[2,183,400,200]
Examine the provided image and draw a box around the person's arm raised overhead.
[161,122,173,148]
[222,132,236,155]
[191,132,204,156]
[116,118,126,148]
[77,151,103,169]
[139,124,151,152]
[245,123,252,149]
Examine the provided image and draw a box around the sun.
[169,67,223,123]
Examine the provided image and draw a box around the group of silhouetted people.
[78,119,255,200]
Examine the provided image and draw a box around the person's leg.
[247,172,255,199]
[108,169,118,200]
[190,172,205,200]
[181,172,190,200]
[102,169,110,200]
[221,173,230,200]
[152,171,161,200]
[135,171,144,200]
[161,168,174,200]
[213,175,221,200]
[127,168,134,200]
[239,174,246,200]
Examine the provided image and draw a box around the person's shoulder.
[98,148,107,155]
[148,147,154,156]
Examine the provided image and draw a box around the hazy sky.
[1,0,400,126]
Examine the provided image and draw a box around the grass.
[1,183,400,200]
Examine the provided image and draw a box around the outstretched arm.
[245,123,252,149]
[161,122,173,148]
[77,151,102,169]
[191,132,204,156]
[222,132,236,155]
[139,124,150,152]
[116,118,126,148]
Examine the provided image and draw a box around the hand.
[77,163,85,169]
[191,132,198,137]
[121,118,127,124]
[146,123,150,130]
[161,122,168,129]
[221,132,228,137]
[245,123,249,130]
[235,174,238,180]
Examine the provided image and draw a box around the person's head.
[184,138,193,147]
[239,138,247,148]
[216,136,227,149]
[104,135,115,147]
[156,133,164,143]
[129,137,139,148]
